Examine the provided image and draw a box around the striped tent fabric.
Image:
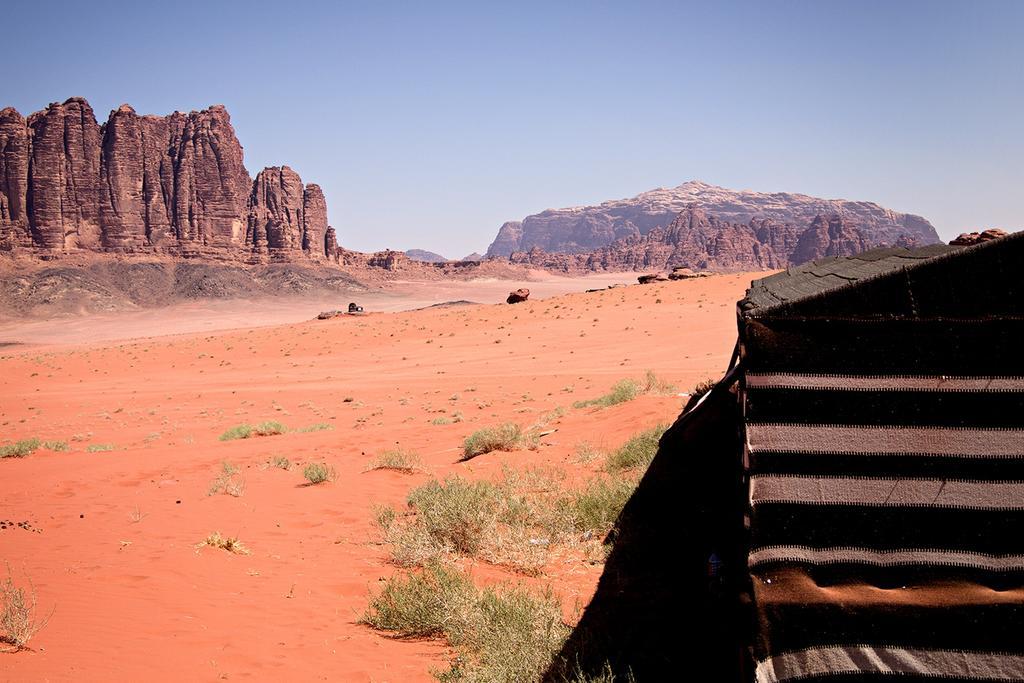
[738,234,1024,682]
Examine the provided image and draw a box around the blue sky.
[6,0,1022,256]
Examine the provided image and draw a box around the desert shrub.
[432,416,452,425]
[86,443,115,453]
[573,371,677,410]
[641,369,677,394]
[407,477,501,555]
[0,564,51,652]
[196,532,250,555]
[269,455,291,470]
[295,423,333,433]
[461,423,538,460]
[572,379,640,409]
[362,564,568,682]
[366,448,421,473]
[0,438,40,458]
[41,440,69,452]
[604,424,667,472]
[219,421,287,441]
[219,424,253,441]
[566,477,638,533]
[208,461,246,497]
[361,563,475,638]
[303,462,335,484]
[253,421,286,436]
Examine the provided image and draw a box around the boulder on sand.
[506,288,530,304]
[638,273,669,285]
[317,310,343,320]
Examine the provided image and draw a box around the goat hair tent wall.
[548,232,1024,682]
[739,233,1024,682]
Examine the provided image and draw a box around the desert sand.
[0,272,758,681]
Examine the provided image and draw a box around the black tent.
[549,232,1024,681]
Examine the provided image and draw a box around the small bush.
[567,477,638,533]
[303,462,335,484]
[254,421,286,436]
[432,416,452,425]
[269,455,291,470]
[573,371,676,410]
[461,423,538,460]
[0,564,51,652]
[219,421,287,441]
[0,438,40,458]
[361,563,475,638]
[362,564,568,682]
[219,424,253,441]
[41,440,69,452]
[208,461,246,497]
[196,532,250,555]
[604,424,667,472]
[295,423,333,433]
[406,477,501,555]
[86,443,115,453]
[572,379,640,409]
[366,448,421,473]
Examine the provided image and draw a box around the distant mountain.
[509,208,922,274]
[487,180,938,257]
[404,249,448,263]
[461,252,484,262]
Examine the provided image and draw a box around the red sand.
[0,272,759,681]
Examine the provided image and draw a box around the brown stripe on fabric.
[748,546,1024,571]
[745,373,1024,392]
[755,645,1024,683]
[747,424,1024,457]
[750,476,1024,510]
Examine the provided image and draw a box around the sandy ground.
[0,272,759,681]
[0,271,645,348]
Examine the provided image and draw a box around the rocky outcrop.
[789,214,871,265]
[0,97,337,262]
[510,208,881,273]
[487,180,939,257]
[950,229,1009,246]
[506,288,530,304]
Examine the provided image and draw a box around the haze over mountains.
[487,181,940,270]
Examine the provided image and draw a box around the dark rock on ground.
[506,288,530,304]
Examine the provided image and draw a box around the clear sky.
[6,0,1022,256]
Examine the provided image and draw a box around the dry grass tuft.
[461,423,539,460]
[0,438,40,459]
[208,461,246,497]
[361,563,568,682]
[572,370,676,410]
[303,462,336,485]
[218,421,287,441]
[196,532,250,555]
[604,424,667,472]
[0,564,51,653]
[366,448,422,473]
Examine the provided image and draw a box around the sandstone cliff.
[487,180,938,257]
[508,208,894,273]
[0,97,335,261]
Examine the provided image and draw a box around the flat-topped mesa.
[488,179,940,259]
[510,208,888,273]
[0,96,336,262]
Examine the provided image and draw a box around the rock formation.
[0,97,336,261]
[509,208,887,273]
[950,229,1009,246]
[506,288,530,304]
[487,180,939,258]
